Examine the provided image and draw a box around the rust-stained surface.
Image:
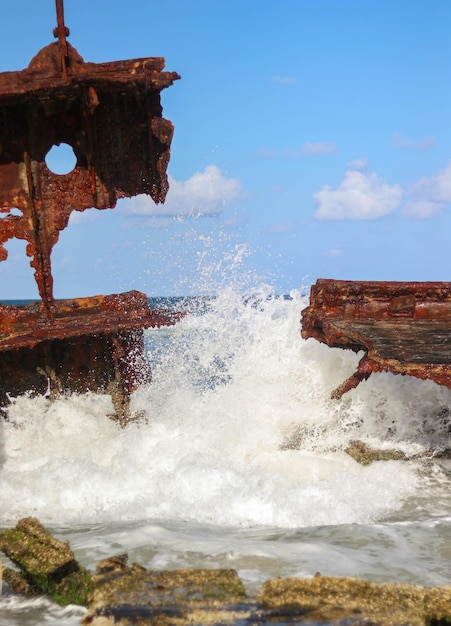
[0,291,183,425]
[0,1,182,423]
[0,2,179,309]
[0,291,180,351]
[301,279,451,399]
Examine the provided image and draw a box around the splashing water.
[1,286,450,529]
[1,285,451,625]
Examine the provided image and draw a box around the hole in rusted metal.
[0,208,22,219]
[0,1,182,425]
[45,142,77,175]
[0,239,40,299]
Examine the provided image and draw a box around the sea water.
[0,287,450,625]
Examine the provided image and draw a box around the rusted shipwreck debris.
[0,1,181,423]
[301,279,451,399]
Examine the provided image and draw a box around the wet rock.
[82,555,250,625]
[2,521,451,624]
[346,440,451,465]
[258,576,451,626]
[346,440,410,465]
[2,566,39,596]
[0,517,92,606]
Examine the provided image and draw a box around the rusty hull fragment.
[0,291,183,425]
[0,35,180,309]
[0,1,182,423]
[301,279,451,398]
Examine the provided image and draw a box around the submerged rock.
[2,566,38,596]
[346,439,451,465]
[82,557,451,625]
[258,576,451,626]
[82,555,250,625]
[346,440,410,464]
[1,519,451,624]
[0,517,92,606]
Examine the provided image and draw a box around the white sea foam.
[0,595,86,626]
[1,287,449,528]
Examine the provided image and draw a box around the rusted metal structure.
[0,1,182,423]
[301,279,451,399]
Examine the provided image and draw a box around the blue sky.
[1,0,450,298]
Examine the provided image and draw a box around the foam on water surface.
[0,287,449,528]
[1,287,451,626]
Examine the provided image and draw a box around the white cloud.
[419,136,437,150]
[391,132,437,151]
[403,160,451,217]
[257,141,337,159]
[411,161,451,203]
[313,160,451,221]
[402,200,441,219]
[125,165,243,218]
[269,219,304,234]
[313,169,402,220]
[346,158,368,172]
[302,142,337,156]
[325,247,343,257]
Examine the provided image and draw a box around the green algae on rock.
[258,575,451,626]
[82,555,250,625]
[2,520,451,624]
[346,440,410,465]
[346,439,451,465]
[2,566,39,596]
[0,517,92,606]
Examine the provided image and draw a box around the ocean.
[0,287,450,625]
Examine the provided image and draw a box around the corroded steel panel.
[0,290,182,351]
[0,1,182,423]
[0,291,184,424]
[0,30,179,309]
[301,279,451,398]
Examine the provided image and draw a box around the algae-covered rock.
[2,566,39,596]
[0,517,92,606]
[3,522,451,625]
[82,554,250,625]
[346,440,451,466]
[258,575,451,625]
[83,566,451,625]
[89,554,246,607]
[346,439,411,465]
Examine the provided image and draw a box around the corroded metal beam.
[301,279,451,398]
[0,11,179,309]
[0,292,184,425]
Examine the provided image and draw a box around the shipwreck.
[301,279,451,399]
[0,0,182,424]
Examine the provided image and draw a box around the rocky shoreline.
[1,517,450,625]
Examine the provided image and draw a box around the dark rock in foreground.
[0,517,92,606]
[346,440,451,465]
[82,555,250,625]
[258,576,451,626]
[1,518,451,624]
[82,556,451,625]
